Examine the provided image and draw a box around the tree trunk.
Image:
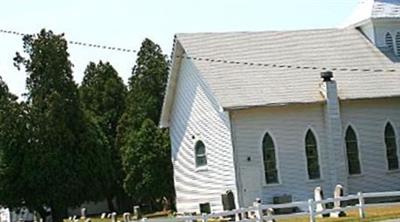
[50,206,64,222]
[106,195,115,212]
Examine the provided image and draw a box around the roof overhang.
[159,37,185,128]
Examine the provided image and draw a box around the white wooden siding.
[231,103,331,206]
[169,58,237,213]
[341,98,400,194]
[231,98,400,207]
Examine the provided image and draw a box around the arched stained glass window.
[385,123,399,170]
[345,126,361,175]
[305,130,320,180]
[262,133,279,184]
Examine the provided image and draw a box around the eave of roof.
[159,37,184,128]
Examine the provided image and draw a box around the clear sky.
[0,0,359,98]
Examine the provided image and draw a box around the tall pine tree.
[117,39,174,210]
[118,39,169,144]
[79,61,127,211]
[13,30,112,222]
[0,76,28,208]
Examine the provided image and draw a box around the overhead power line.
[175,55,398,73]
[0,29,137,53]
[1,28,399,73]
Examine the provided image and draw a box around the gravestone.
[221,190,236,221]
[100,213,106,219]
[111,212,117,222]
[273,194,295,214]
[199,203,211,214]
[266,208,276,222]
[330,184,347,218]
[221,190,236,211]
[133,206,142,219]
[314,186,328,217]
[33,211,40,222]
[81,208,86,220]
[122,213,130,222]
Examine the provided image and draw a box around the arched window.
[385,123,399,170]
[385,32,394,52]
[345,126,361,175]
[396,32,400,55]
[262,133,279,184]
[195,141,207,167]
[305,130,320,180]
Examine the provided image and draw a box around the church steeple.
[342,0,400,55]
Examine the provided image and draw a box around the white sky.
[0,0,359,98]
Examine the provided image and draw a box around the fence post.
[240,208,247,220]
[201,213,208,222]
[358,192,365,219]
[308,199,316,222]
[253,202,263,222]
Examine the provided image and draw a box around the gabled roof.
[343,0,400,27]
[160,27,400,127]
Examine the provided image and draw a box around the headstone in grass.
[133,206,142,220]
[81,208,86,219]
[123,213,130,222]
[111,212,116,222]
[100,213,106,219]
[84,219,91,222]
[266,208,276,222]
[330,184,346,218]
[314,186,329,218]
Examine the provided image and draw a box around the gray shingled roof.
[175,28,400,109]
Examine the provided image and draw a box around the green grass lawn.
[278,205,400,222]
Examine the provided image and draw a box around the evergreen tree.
[0,77,28,208]
[121,119,173,209]
[13,29,111,222]
[117,38,169,146]
[117,38,174,209]
[79,61,127,211]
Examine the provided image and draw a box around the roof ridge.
[175,27,341,36]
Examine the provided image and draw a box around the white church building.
[160,0,400,213]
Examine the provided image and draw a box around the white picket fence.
[159,190,400,222]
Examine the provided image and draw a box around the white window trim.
[344,123,363,176]
[303,127,323,181]
[193,136,208,171]
[383,120,399,172]
[259,130,281,187]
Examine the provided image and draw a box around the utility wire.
[175,55,398,73]
[1,28,399,72]
[0,29,137,53]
